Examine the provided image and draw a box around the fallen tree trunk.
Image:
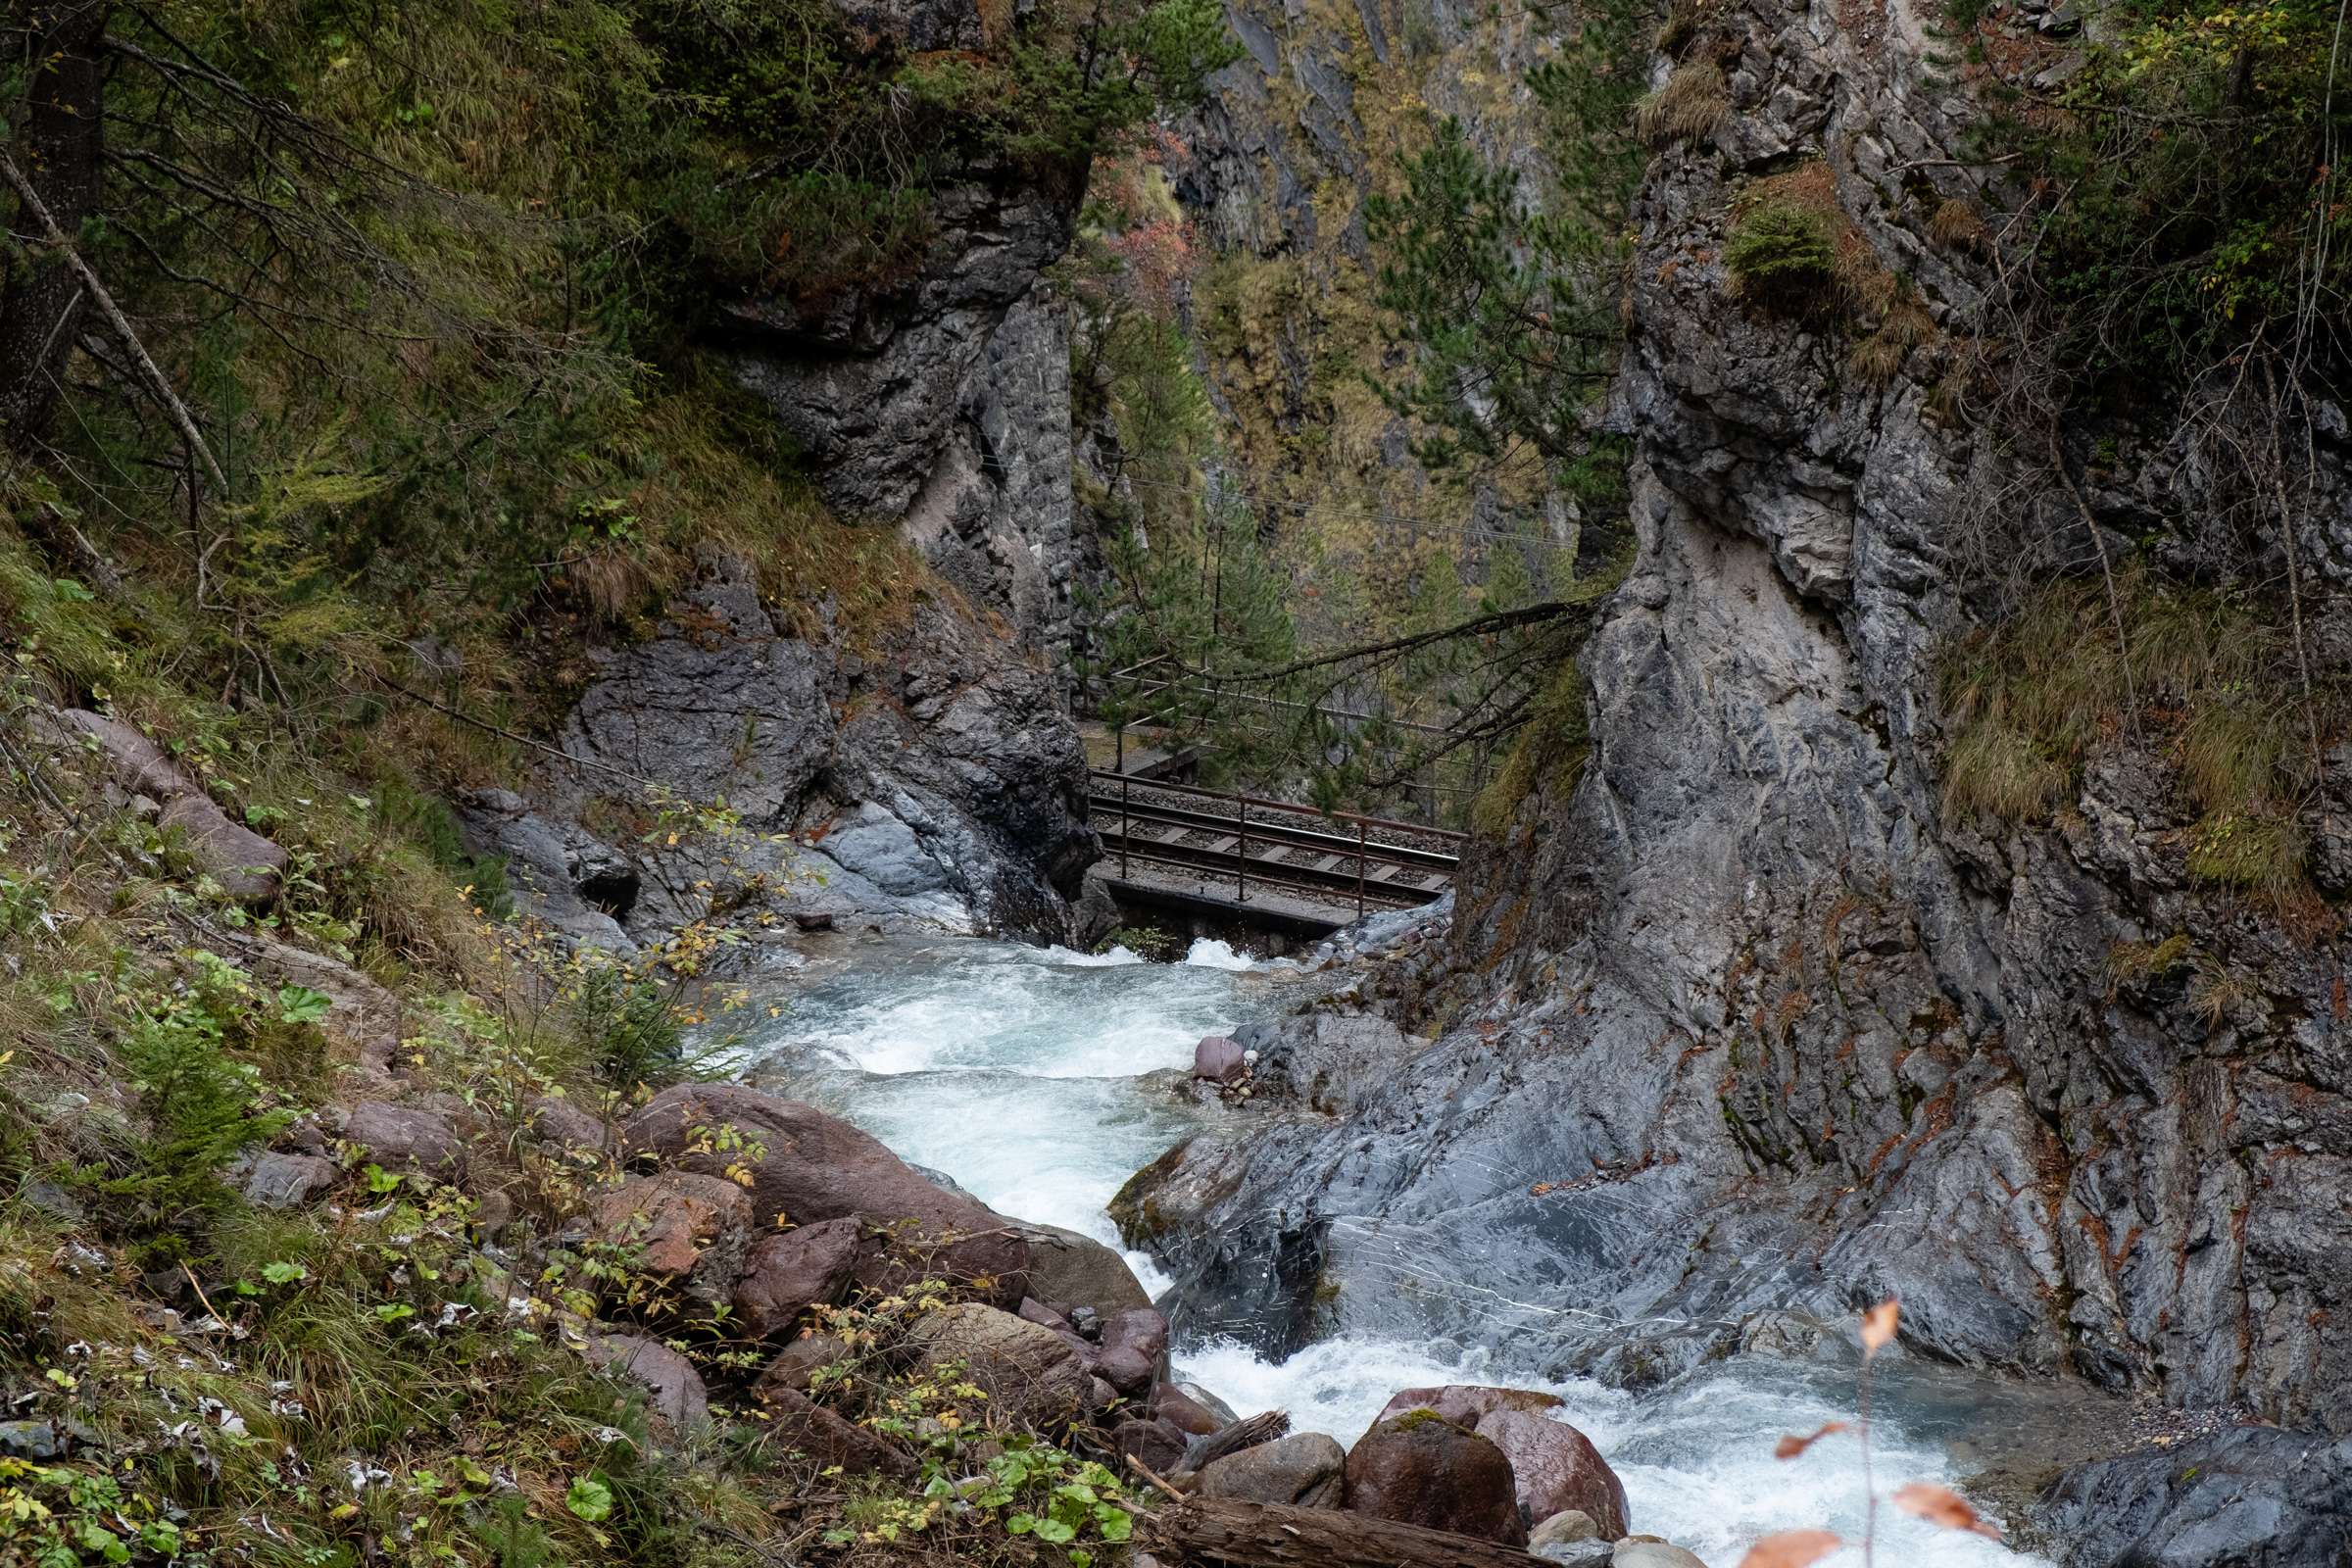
[1147,1495,1545,1567]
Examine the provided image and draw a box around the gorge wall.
[1166,0,1588,634]
[1122,0,2352,1444]
[466,172,1108,949]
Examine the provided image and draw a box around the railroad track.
[1087,770,1461,914]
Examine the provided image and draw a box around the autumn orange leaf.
[1861,1298,1899,1355]
[1774,1421,1849,1459]
[1738,1529,1844,1568]
[1893,1482,2003,1539]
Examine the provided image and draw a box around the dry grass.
[1940,716,2071,818]
[1940,573,2339,908]
[622,390,932,648]
[2188,955,2263,1027]
[2186,812,2309,903]
[2104,932,2192,997]
[1847,287,1938,385]
[1636,61,1732,147]
[1929,197,1990,252]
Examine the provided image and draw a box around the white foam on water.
[742,935,1273,1235]
[1181,937,1262,970]
[740,935,2057,1568]
[773,938,1250,1080]
[1041,943,1147,967]
[1174,1335,1585,1446]
[1178,1336,2053,1568]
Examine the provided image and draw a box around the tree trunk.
[0,0,111,450]
[1147,1495,1546,1567]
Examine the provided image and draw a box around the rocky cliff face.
[1121,0,2352,1445]
[465,85,1106,946]
[466,549,1097,949]
[1163,0,1584,622]
[729,181,1095,679]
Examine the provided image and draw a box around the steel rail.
[1094,840,1437,915]
[1087,789,1461,877]
[1087,769,1466,849]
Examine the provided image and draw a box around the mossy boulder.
[1343,1412,1526,1544]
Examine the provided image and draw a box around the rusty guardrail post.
[1237,798,1248,903]
[1120,771,1131,879]
[1356,820,1366,919]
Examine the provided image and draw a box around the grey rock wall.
[513,552,1095,947]
[1120,0,2352,1443]
[726,181,1095,679]
[470,0,1108,941]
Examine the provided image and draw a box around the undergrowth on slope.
[1926,0,2347,929]
[1942,0,2351,389]
[1939,573,2343,907]
[0,705,1114,1566]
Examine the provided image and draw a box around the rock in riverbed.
[1371,1385,1629,1538]
[622,1083,1028,1304]
[1344,1410,1527,1545]
[1199,1431,1347,1507]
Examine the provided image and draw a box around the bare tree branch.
[0,148,228,496]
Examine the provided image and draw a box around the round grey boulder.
[1613,1543,1711,1568]
[1199,1431,1347,1508]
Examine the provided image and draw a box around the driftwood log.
[1146,1495,1546,1567]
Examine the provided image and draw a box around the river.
[727,930,2061,1568]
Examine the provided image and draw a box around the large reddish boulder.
[584,1170,754,1304]
[732,1218,863,1339]
[1368,1385,1627,1538]
[620,1084,1026,1304]
[1343,1411,1527,1544]
[1476,1407,1629,1540]
[755,1385,915,1480]
[1372,1384,1563,1428]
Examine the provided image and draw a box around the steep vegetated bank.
[1,0,1242,950]
[0,0,1245,1561]
[1115,0,2352,1550]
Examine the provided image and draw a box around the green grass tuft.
[1940,573,2339,909]
[1725,200,1841,313]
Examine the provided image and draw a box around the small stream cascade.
[728,932,2056,1568]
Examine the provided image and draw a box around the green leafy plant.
[565,1474,616,1523]
[67,957,304,1260]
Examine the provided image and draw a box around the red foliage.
[1106,216,1197,315]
